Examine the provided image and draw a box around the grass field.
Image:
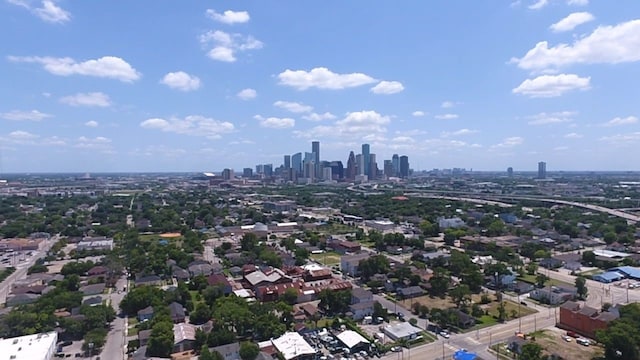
[310,251,342,266]
[487,300,538,319]
[518,274,574,288]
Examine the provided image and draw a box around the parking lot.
[300,328,381,360]
[54,340,90,359]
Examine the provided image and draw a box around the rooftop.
[383,322,422,339]
[0,332,57,360]
[336,330,370,349]
[271,332,315,360]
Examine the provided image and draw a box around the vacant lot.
[310,252,341,266]
[534,329,603,359]
[486,300,537,319]
[402,294,488,311]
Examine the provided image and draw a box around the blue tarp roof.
[611,266,640,279]
[593,271,624,281]
[454,350,477,360]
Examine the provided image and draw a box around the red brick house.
[559,301,619,339]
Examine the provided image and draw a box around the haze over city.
[2,0,640,173]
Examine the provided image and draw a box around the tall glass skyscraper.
[362,144,370,176]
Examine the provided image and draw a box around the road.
[101,276,128,360]
[0,235,58,305]
[380,310,556,360]
[542,268,640,307]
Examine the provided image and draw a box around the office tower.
[312,141,320,176]
[392,154,399,177]
[304,161,315,180]
[369,154,377,180]
[323,167,332,181]
[330,161,344,180]
[284,155,291,169]
[362,144,370,176]
[263,164,273,177]
[256,164,264,175]
[399,155,409,178]
[291,152,302,177]
[384,160,393,177]
[507,167,513,178]
[356,154,364,175]
[242,168,253,178]
[222,168,234,180]
[346,151,356,180]
[538,161,547,179]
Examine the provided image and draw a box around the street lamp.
[88,342,94,360]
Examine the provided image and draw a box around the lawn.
[468,314,498,331]
[518,274,574,288]
[487,300,538,320]
[310,251,341,266]
[402,294,488,311]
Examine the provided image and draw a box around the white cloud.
[85,120,99,127]
[60,92,111,107]
[599,132,640,144]
[277,67,376,90]
[0,109,52,121]
[512,73,590,97]
[568,0,588,5]
[370,80,404,94]
[412,111,426,117]
[295,110,390,139]
[441,128,478,137]
[8,0,71,23]
[302,112,336,121]
[140,115,235,139]
[603,116,638,127]
[527,111,576,125]
[199,30,263,62]
[8,55,141,82]
[493,136,524,148]
[205,9,250,24]
[237,88,257,100]
[8,130,38,140]
[512,20,640,71]
[528,0,549,10]
[435,113,459,120]
[160,71,201,91]
[564,132,583,138]
[273,101,313,113]
[550,12,595,33]
[441,101,458,108]
[75,136,113,153]
[254,115,295,129]
[391,136,415,143]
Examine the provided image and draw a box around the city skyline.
[2,1,640,172]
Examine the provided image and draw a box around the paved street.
[101,276,128,360]
[0,235,58,305]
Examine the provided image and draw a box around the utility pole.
[518,293,521,332]
[442,340,445,360]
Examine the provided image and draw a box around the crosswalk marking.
[466,336,481,345]
[445,343,458,351]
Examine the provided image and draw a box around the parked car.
[562,335,572,342]
[577,338,591,346]
[439,330,450,339]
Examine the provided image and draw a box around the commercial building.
[559,301,619,339]
[335,330,370,353]
[382,322,423,341]
[538,161,547,179]
[340,252,370,277]
[362,144,370,176]
[271,332,316,360]
[399,156,409,178]
[0,332,57,360]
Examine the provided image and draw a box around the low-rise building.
[529,286,577,305]
[0,332,57,360]
[383,322,423,341]
[559,301,619,339]
[340,252,369,277]
[335,330,370,353]
[210,342,240,360]
[271,332,316,360]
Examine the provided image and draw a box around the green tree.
[575,276,588,300]
[497,301,506,323]
[429,268,450,298]
[239,341,260,360]
[190,303,211,325]
[519,342,543,360]
[200,346,224,360]
[449,284,471,309]
[582,250,596,265]
[282,288,298,305]
[146,321,174,358]
[241,233,259,251]
[526,262,538,275]
[535,273,548,288]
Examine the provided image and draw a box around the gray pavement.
[101,276,128,360]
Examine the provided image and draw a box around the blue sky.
[1,0,640,173]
